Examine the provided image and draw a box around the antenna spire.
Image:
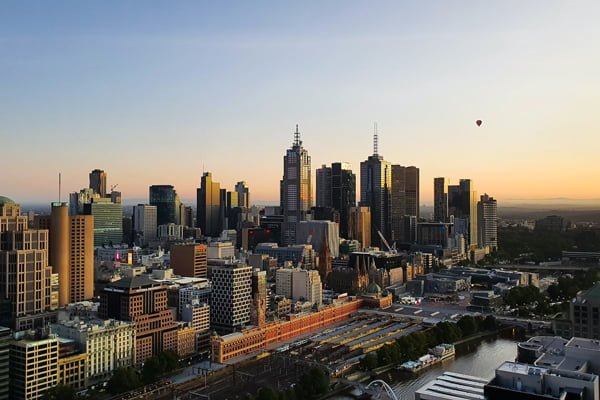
[58,172,62,202]
[373,122,379,156]
[294,124,301,146]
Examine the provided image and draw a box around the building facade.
[433,177,449,223]
[360,134,392,247]
[99,276,179,364]
[170,244,208,278]
[133,204,157,245]
[0,197,55,330]
[210,263,252,333]
[281,125,312,246]
[477,193,498,251]
[149,185,181,226]
[348,206,371,249]
[197,172,222,238]
[83,199,123,247]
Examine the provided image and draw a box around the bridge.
[365,379,400,400]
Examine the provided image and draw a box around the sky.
[1,1,599,206]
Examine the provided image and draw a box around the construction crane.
[110,184,119,192]
[377,229,397,253]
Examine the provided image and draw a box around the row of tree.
[107,351,180,395]
[497,227,600,263]
[359,315,497,370]
[245,367,330,400]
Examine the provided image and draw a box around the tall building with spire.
[280,125,312,245]
[360,128,392,248]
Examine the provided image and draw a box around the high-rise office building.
[250,269,267,327]
[0,326,9,400]
[433,177,449,223]
[477,194,498,251]
[10,333,59,400]
[89,169,107,197]
[360,133,392,247]
[210,263,252,333]
[348,206,372,249]
[391,165,419,242]
[83,199,123,246]
[197,172,222,238]
[0,197,55,330]
[133,204,157,245]
[50,203,94,306]
[317,162,356,238]
[99,275,179,364]
[316,165,332,208]
[170,244,208,278]
[405,166,419,218]
[149,185,181,226]
[448,179,478,248]
[281,125,312,245]
[235,181,250,208]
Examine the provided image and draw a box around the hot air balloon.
[476,120,482,127]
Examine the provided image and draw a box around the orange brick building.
[211,299,363,363]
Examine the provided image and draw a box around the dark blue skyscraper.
[149,185,181,226]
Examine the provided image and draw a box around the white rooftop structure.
[415,371,488,400]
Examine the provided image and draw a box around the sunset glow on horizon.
[2,1,599,205]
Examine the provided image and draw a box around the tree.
[482,315,497,331]
[108,367,142,395]
[457,316,479,337]
[360,353,378,370]
[43,385,75,400]
[255,387,278,400]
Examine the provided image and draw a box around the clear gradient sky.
[1,1,599,205]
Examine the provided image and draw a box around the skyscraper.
[391,165,419,242]
[197,172,222,238]
[477,193,498,251]
[89,169,107,197]
[360,132,392,247]
[434,177,449,223]
[234,181,250,208]
[349,206,371,248]
[50,203,94,306]
[0,197,54,330]
[83,199,123,246]
[133,204,157,245]
[149,185,180,226]
[281,125,312,245]
[316,165,332,207]
[448,179,478,248]
[210,263,252,333]
[405,166,420,218]
[0,326,8,400]
[317,162,356,238]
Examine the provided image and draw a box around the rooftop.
[415,371,487,400]
[107,274,160,290]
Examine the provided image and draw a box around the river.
[335,334,519,400]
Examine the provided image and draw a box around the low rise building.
[484,361,599,400]
[415,371,488,400]
[51,318,135,386]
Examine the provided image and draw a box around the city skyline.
[2,1,600,204]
